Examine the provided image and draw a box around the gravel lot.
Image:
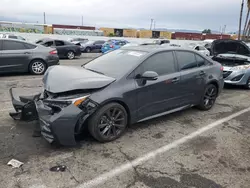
[1,54,250,188]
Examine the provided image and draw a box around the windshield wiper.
[84,67,105,75]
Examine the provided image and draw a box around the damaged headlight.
[71,96,90,107]
[44,95,90,109]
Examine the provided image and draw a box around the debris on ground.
[7,159,24,168]
[50,165,67,172]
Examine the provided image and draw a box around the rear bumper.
[47,56,60,66]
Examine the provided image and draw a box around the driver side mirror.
[137,71,158,81]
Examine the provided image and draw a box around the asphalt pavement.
[0,54,250,188]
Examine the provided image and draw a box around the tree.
[202,29,211,34]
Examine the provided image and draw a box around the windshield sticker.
[128,51,144,57]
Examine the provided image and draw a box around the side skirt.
[137,104,194,123]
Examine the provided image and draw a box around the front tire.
[29,60,47,75]
[67,51,75,59]
[197,84,218,111]
[88,103,128,142]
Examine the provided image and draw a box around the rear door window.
[43,41,54,47]
[55,40,65,46]
[175,51,198,71]
[2,40,28,50]
[141,51,176,76]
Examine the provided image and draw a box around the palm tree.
[238,0,244,40]
[243,0,250,40]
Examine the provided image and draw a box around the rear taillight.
[49,50,57,55]
[110,45,114,48]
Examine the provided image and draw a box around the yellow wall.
[230,34,238,40]
[44,25,53,34]
[99,27,115,36]
[160,31,172,39]
[138,30,152,38]
[123,29,137,38]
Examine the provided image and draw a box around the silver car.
[211,39,250,89]
[0,39,59,75]
[186,43,210,56]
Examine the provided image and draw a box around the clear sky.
[0,0,246,32]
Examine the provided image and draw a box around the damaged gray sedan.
[10,46,224,146]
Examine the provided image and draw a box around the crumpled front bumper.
[36,100,84,145]
[9,88,98,146]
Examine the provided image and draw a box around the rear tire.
[88,103,128,142]
[67,51,75,59]
[197,84,218,111]
[29,60,47,75]
[85,47,91,53]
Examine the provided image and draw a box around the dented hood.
[43,66,115,93]
[211,39,250,56]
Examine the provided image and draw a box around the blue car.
[101,40,128,53]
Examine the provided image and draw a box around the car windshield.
[84,49,147,78]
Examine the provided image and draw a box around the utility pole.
[150,18,154,30]
[43,12,46,24]
[81,16,83,26]
[154,20,156,30]
[224,25,227,34]
[238,0,244,40]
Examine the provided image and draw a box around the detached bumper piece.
[9,88,40,121]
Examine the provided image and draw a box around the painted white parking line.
[77,107,250,188]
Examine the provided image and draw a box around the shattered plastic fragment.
[50,165,67,172]
[7,159,24,168]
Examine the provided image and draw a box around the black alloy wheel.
[88,103,128,142]
[197,84,218,111]
[67,51,75,59]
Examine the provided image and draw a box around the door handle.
[171,77,179,83]
[24,52,31,54]
[199,71,206,76]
